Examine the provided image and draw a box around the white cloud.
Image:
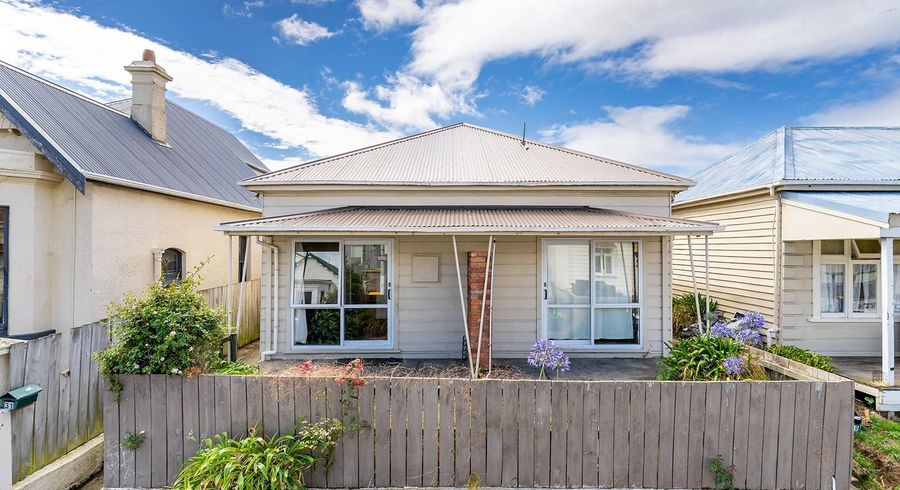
[347,0,900,130]
[521,85,544,106]
[356,0,423,31]
[275,14,336,46]
[803,87,900,126]
[541,105,740,175]
[0,0,395,162]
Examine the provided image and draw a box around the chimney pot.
[124,50,173,143]
[142,49,156,62]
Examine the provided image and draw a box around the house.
[672,126,900,391]
[0,51,264,345]
[216,123,719,370]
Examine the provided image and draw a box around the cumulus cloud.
[275,14,336,45]
[803,87,900,126]
[356,0,424,31]
[541,105,740,175]
[347,0,900,130]
[0,0,395,168]
[521,85,545,106]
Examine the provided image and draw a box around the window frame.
[0,206,8,335]
[813,239,883,320]
[160,247,184,286]
[541,238,643,351]
[289,237,394,351]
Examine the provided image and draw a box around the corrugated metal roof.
[0,61,263,209]
[782,191,900,224]
[675,127,900,204]
[244,123,691,187]
[216,206,720,234]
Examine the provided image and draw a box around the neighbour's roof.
[675,127,900,204]
[215,206,720,235]
[782,191,900,225]
[243,123,691,187]
[0,61,263,210]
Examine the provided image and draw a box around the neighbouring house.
[672,127,900,392]
[0,51,264,346]
[216,123,719,369]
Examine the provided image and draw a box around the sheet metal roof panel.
[0,62,263,209]
[216,206,720,234]
[675,127,900,204]
[782,191,900,224]
[245,123,691,186]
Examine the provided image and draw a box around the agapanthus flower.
[710,321,734,339]
[528,340,571,379]
[723,356,746,376]
[736,328,762,347]
[742,311,765,329]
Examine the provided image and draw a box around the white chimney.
[124,49,173,144]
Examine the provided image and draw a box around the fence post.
[0,347,11,490]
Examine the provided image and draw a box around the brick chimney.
[124,49,172,143]
[467,251,492,372]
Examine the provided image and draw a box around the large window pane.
[344,243,388,305]
[344,308,388,341]
[547,308,590,341]
[293,242,339,305]
[852,263,878,313]
[895,264,900,314]
[594,308,640,344]
[294,308,340,345]
[0,207,7,332]
[594,241,639,304]
[547,242,590,304]
[820,264,845,313]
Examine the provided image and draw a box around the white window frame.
[813,239,881,319]
[289,237,394,351]
[540,238,643,351]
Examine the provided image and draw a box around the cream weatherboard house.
[0,52,263,346]
[672,127,900,408]
[217,123,718,370]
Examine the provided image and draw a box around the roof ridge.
[0,59,129,117]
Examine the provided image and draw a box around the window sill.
[806,316,883,324]
[288,345,399,354]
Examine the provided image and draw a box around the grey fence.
[103,375,854,490]
[199,279,260,348]
[7,322,107,482]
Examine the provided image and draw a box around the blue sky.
[2,0,900,175]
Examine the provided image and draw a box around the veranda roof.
[781,191,900,240]
[215,206,721,235]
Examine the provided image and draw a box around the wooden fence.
[103,376,854,490]
[7,322,107,482]
[199,279,260,347]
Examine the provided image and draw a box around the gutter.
[85,172,261,213]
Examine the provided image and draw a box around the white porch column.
[881,237,895,386]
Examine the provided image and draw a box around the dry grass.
[259,358,534,380]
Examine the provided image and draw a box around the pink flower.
[335,377,345,385]
[297,360,313,373]
[352,378,365,387]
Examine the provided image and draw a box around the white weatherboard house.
[217,123,718,368]
[672,127,900,408]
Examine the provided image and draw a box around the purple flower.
[736,328,762,347]
[742,311,765,329]
[723,356,745,376]
[710,321,734,339]
[528,340,571,378]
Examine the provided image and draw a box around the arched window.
[160,248,183,285]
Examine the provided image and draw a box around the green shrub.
[659,335,766,381]
[94,269,227,397]
[173,418,346,490]
[765,344,835,373]
[211,360,260,375]
[672,293,718,334]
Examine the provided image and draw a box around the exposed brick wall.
[467,251,492,372]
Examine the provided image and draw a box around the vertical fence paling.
[105,376,856,490]
[199,279,260,348]
[7,322,107,483]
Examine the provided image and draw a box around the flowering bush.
[710,312,765,347]
[722,356,746,377]
[659,335,766,381]
[527,340,571,380]
[94,268,227,398]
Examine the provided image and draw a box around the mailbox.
[1,384,42,411]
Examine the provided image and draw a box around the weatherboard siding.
[261,235,665,359]
[672,194,778,325]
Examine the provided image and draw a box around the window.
[815,239,900,318]
[543,239,641,346]
[291,239,391,348]
[0,207,7,334]
[237,236,250,281]
[160,248,183,286]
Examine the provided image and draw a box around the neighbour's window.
[0,207,8,334]
[237,236,250,281]
[544,239,641,346]
[161,248,184,286]
[816,239,900,317]
[291,240,391,348]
